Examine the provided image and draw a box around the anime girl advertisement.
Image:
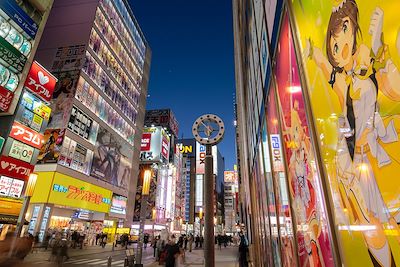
[291,0,400,266]
[274,13,335,267]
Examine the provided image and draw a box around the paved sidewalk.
[147,246,239,267]
[24,243,127,262]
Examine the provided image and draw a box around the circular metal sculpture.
[192,114,225,145]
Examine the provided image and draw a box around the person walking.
[152,236,158,257]
[217,235,222,250]
[184,235,188,250]
[238,231,248,267]
[164,237,180,267]
[144,234,149,249]
[188,234,193,252]
[95,233,101,246]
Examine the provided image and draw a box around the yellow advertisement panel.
[291,0,400,266]
[32,172,112,213]
[0,197,22,216]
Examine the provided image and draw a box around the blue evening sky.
[129,0,237,170]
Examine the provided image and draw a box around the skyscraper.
[25,0,151,240]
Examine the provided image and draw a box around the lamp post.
[192,114,224,267]
[199,207,203,237]
[135,169,152,266]
[16,173,38,236]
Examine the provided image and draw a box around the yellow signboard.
[0,197,22,216]
[32,172,112,213]
[116,228,130,234]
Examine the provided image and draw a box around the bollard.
[107,256,112,267]
[112,242,114,251]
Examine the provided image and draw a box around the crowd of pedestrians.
[148,231,249,267]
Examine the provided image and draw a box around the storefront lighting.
[338,225,377,231]
[142,169,152,195]
[359,163,368,173]
[152,208,156,220]
[25,173,38,197]
[288,86,301,93]
[199,208,203,219]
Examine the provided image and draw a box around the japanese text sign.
[0,155,34,181]
[0,85,14,112]
[10,121,44,149]
[47,173,112,213]
[141,133,152,151]
[24,61,57,102]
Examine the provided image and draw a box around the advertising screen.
[58,136,93,175]
[110,194,127,215]
[91,126,132,188]
[0,176,24,198]
[291,0,400,265]
[139,127,167,163]
[37,129,65,164]
[195,142,218,174]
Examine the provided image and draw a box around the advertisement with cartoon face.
[291,0,400,266]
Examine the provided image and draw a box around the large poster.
[90,126,132,188]
[291,0,400,266]
[37,129,65,164]
[275,14,335,267]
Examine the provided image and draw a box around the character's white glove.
[369,7,384,55]
[304,38,312,59]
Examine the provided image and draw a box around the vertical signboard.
[291,0,400,266]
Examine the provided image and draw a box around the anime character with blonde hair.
[306,0,400,266]
[286,101,324,267]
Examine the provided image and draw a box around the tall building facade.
[177,138,225,235]
[234,0,400,267]
[133,109,183,235]
[0,0,54,238]
[223,169,239,234]
[24,0,151,242]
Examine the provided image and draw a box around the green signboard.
[0,36,27,73]
[0,136,4,153]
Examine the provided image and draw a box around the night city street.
[1,0,400,266]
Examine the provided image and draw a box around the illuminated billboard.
[140,126,169,163]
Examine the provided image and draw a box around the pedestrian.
[144,234,149,249]
[95,233,101,246]
[238,231,248,267]
[195,235,199,248]
[78,233,85,249]
[188,234,193,252]
[224,234,228,247]
[152,236,158,257]
[217,235,222,250]
[200,236,203,248]
[184,235,188,250]
[164,237,180,267]
[101,233,107,248]
[178,235,184,248]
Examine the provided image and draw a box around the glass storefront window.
[266,84,295,267]
[273,13,335,267]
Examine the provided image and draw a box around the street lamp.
[16,173,38,235]
[199,208,203,237]
[135,169,152,266]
